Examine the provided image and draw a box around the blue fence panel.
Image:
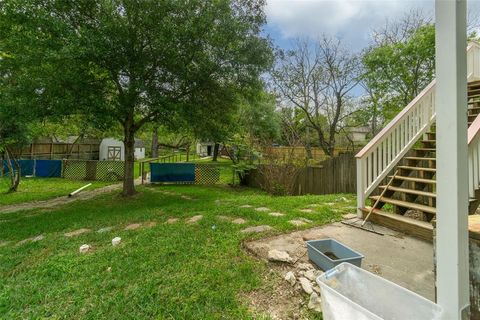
[35,160,62,178]
[2,160,62,177]
[2,160,34,176]
[150,163,195,183]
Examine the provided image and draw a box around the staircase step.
[414,148,436,152]
[389,175,436,184]
[404,156,436,161]
[360,208,433,241]
[397,165,436,172]
[370,196,436,214]
[379,185,436,198]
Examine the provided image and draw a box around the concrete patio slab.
[245,221,435,301]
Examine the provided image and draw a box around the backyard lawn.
[0,178,112,206]
[0,184,355,319]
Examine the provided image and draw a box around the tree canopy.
[1,0,272,195]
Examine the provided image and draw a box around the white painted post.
[356,158,365,217]
[435,0,470,319]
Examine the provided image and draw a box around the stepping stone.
[97,227,113,233]
[79,244,91,253]
[64,228,91,237]
[269,212,285,217]
[181,195,194,200]
[308,204,320,207]
[187,215,203,224]
[300,218,312,223]
[144,221,157,228]
[32,235,44,242]
[0,241,10,247]
[255,207,270,212]
[166,218,179,224]
[299,209,313,213]
[241,225,273,233]
[289,220,307,226]
[124,223,141,230]
[239,204,252,208]
[232,218,246,225]
[268,249,292,263]
[16,234,44,246]
[342,213,357,220]
[216,215,231,221]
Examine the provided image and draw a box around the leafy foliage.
[0,0,273,195]
[361,24,435,127]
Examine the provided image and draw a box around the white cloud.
[266,0,434,49]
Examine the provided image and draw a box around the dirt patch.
[242,268,312,320]
[243,221,436,316]
[243,231,324,319]
[0,178,144,214]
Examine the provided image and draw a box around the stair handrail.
[355,80,436,215]
[356,42,480,216]
[468,113,480,198]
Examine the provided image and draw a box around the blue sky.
[263,0,480,51]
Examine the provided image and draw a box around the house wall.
[134,147,145,160]
[434,217,480,319]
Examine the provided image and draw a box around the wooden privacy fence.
[13,141,100,160]
[262,146,351,162]
[246,153,356,195]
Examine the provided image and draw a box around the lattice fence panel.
[63,160,124,181]
[194,164,220,184]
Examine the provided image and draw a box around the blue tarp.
[2,160,34,176]
[2,160,62,177]
[150,163,195,183]
[35,160,62,177]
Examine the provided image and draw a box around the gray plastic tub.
[306,238,364,270]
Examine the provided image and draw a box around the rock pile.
[281,262,324,313]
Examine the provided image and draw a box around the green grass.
[0,184,355,319]
[0,178,112,206]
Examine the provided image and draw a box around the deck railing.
[356,42,480,216]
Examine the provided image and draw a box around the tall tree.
[1,0,272,196]
[362,24,435,122]
[272,37,361,157]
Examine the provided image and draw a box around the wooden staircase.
[359,80,480,241]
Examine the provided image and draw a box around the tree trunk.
[212,143,220,161]
[10,155,21,192]
[151,126,159,158]
[123,119,136,196]
[5,149,20,192]
[305,126,313,159]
